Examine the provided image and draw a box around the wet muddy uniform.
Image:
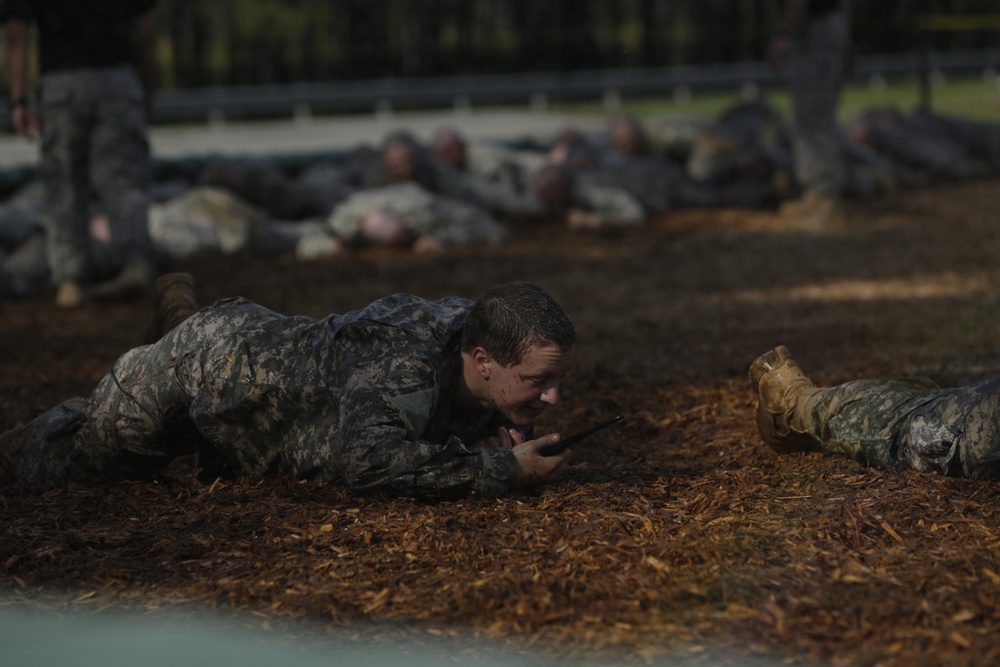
[17,294,520,498]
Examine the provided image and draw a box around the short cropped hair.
[461,282,576,367]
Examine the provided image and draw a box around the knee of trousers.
[81,348,194,459]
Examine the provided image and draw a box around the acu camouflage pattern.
[571,152,743,225]
[465,142,547,194]
[571,172,647,225]
[850,109,999,184]
[39,66,152,284]
[148,186,313,260]
[326,183,504,247]
[799,376,1000,479]
[362,145,542,221]
[442,148,545,220]
[148,187,268,259]
[17,294,520,498]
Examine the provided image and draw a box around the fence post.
[917,32,931,111]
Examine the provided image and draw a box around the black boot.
[143,272,198,344]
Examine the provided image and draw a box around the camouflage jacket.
[148,186,267,259]
[326,183,504,247]
[572,171,648,225]
[173,294,519,498]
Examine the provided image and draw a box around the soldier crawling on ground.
[359,131,543,221]
[295,182,505,259]
[0,277,578,499]
[532,130,717,229]
[0,176,508,295]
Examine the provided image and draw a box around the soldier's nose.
[540,386,559,405]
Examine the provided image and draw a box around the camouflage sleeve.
[325,194,368,243]
[464,178,546,220]
[333,326,516,498]
[431,165,488,208]
[327,184,445,244]
[575,182,647,225]
[424,197,505,247]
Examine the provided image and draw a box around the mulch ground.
[3,179,1000,666]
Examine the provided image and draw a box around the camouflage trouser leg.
[802,376,1000,479]
[802,378,939,468]
[20,299,282,486]
[895,377,1000,479]
[788,12,849,196]
[40,67,152,285]
[21,323,202,486]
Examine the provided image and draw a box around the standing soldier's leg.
[788,12,849,200]
[39,72,94,307]
[87,67,156,301]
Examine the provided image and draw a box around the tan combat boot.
[143,272,199,344]
[748,345,824,453]
[55,281,86,308]
[778,190,844,231]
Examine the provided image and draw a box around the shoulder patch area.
[390,387,436,437]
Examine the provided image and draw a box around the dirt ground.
[3,179,1000,666]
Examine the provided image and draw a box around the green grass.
[556,74,1000,121]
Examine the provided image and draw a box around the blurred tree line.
[149,0,1000,88]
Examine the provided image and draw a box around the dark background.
[5,1,997,125]
[136,1,1000,88]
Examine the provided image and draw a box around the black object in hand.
[539,413,625,457]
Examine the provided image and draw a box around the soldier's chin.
[508,405,546,426]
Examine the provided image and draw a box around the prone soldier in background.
[312,182,505,255]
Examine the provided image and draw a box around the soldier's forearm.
[4,20,30,103]
[338,428,515,498]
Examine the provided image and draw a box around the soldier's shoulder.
[346,293,472,333]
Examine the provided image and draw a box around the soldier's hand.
[509,433,571,489]
[12,104,39,140]
[413,236,445,254]
[566,209,601,230]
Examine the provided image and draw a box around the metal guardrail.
[143,49,1000,124]
[1,49,998,125]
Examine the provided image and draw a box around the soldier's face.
[385,145,417,180]
[487,344,575,426]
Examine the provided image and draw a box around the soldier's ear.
[472,346,493,379]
